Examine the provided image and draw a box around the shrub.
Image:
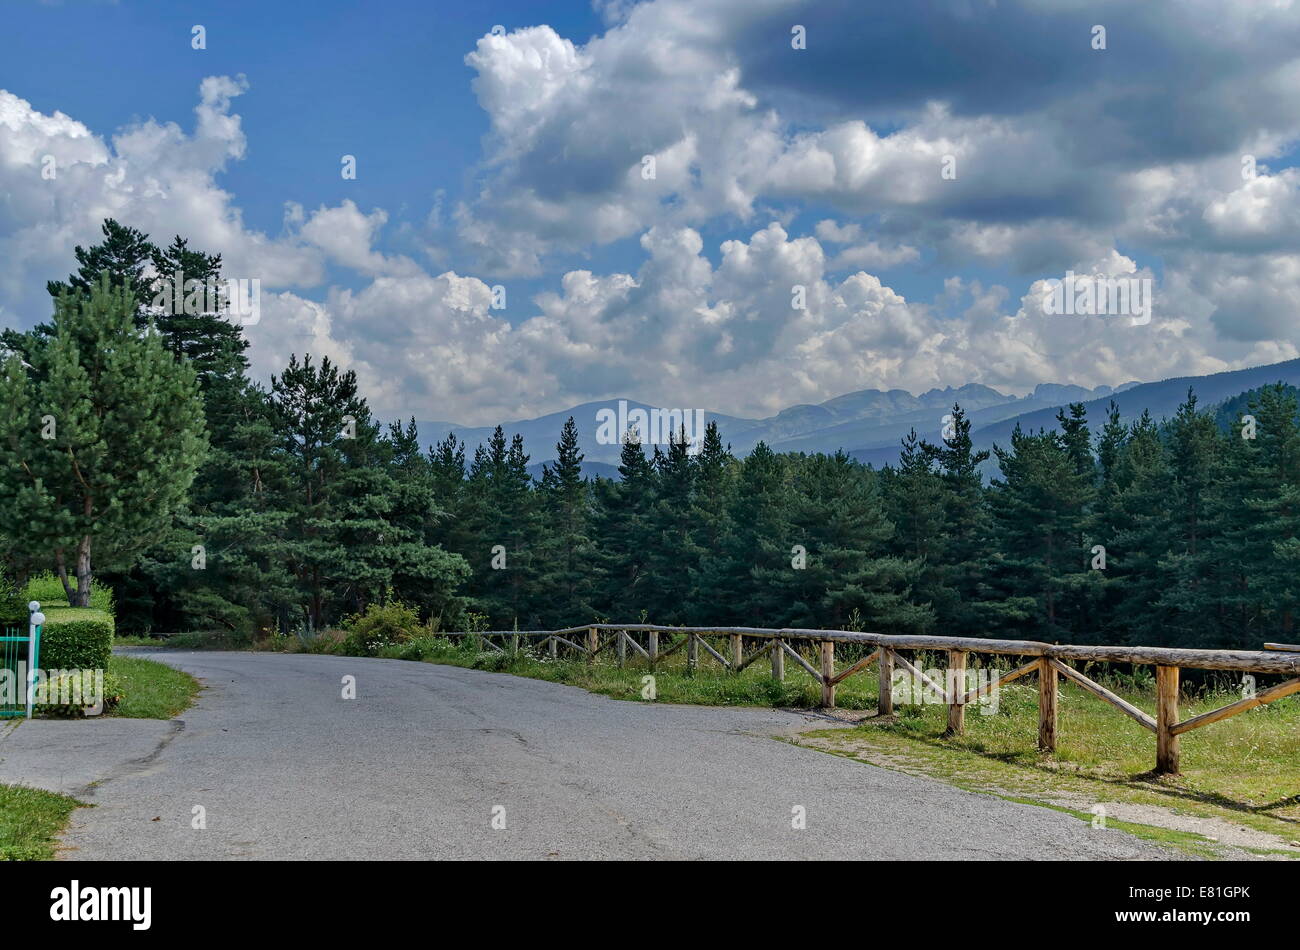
[294,628,347,655]
[341,600,422,657]
[0,573,27,627]
[35,670,125,718]
[40,617,113,671]
[253,631,293,652]
[378,635,458,662]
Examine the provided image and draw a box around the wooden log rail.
[436,624,1300,775]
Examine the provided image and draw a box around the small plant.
[293,624,321,649]
[36,670,125,718]
[291,628,347,655]
[258,632,293,652]
[342,598,422,657]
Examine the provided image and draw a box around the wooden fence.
[439,624,1300,775]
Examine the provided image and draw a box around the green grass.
[347,633,884,708]
[111,635,161,646]
[114,630,248,649]
[0,784,83,861]
[868,678,1300,811]
[23,572,114,615]
[106,654,200,718]
[798,676,1300,854]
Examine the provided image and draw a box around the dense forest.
[3,220,1298,653]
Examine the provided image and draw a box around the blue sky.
[3,0,1300,424]
[1,1,612,296]
[3,2,599,224]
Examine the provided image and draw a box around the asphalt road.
[0,650,1179,860]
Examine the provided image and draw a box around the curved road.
[0,650,1177,860]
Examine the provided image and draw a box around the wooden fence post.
[549,636,557,659]
[731,633,743,671]
[771,639,785,681]
[587,626,598,662]
[1156,665,1180,774]
[878,647,894,716]
[820,640,836,707]
[617,630,627,665]
[945,650,967,736]
[687,633,698,673]
[648,631,658,666]
[1038,657,1057,752]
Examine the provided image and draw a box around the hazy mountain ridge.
[416,360,1300,477]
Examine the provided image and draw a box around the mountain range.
[416,358,1300,479]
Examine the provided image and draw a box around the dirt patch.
[1040,792,1300,856]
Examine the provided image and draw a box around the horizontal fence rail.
[438,624,1300,775]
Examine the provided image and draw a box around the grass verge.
[0,784,83,860]
[105,654,201,719]
[799,679,1300,858]
[114,631,248,650]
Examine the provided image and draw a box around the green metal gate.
[1,604,43,719]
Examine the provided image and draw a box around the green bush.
[341,600,423,657]
[293,628,347,655]
[40,617,114,671]
[35,670,124,718]
[377,635,456,662]
[0,574,27,627]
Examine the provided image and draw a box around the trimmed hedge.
[39,611,114,672]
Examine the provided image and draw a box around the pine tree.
[0,278,207,606]
[684,421,736,622]
[881,429,948,629]
[1183,385,1300,648]
[643,427,697,624]
[1156,391,1228,647]
[782,452,932,632]
[592,426,658,619]
[694,442,791,626]
[535,418,596,626]
[47,219,157,305]
[1105,412,1174,645]
[1089,400,1129,640]
[3,219,157,369]
[459,441,494,613]
[981,422,1093,642]
[429,432,467,514]
[920,404,990,637]
[457,427,540,627]
[261,354,463,629]
[116,232,254,630]
[148,235,247,390]
[382,418,470,624]
[499,432,541,626]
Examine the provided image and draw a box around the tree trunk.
[53,540,93,607]
[73,535,93,607]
